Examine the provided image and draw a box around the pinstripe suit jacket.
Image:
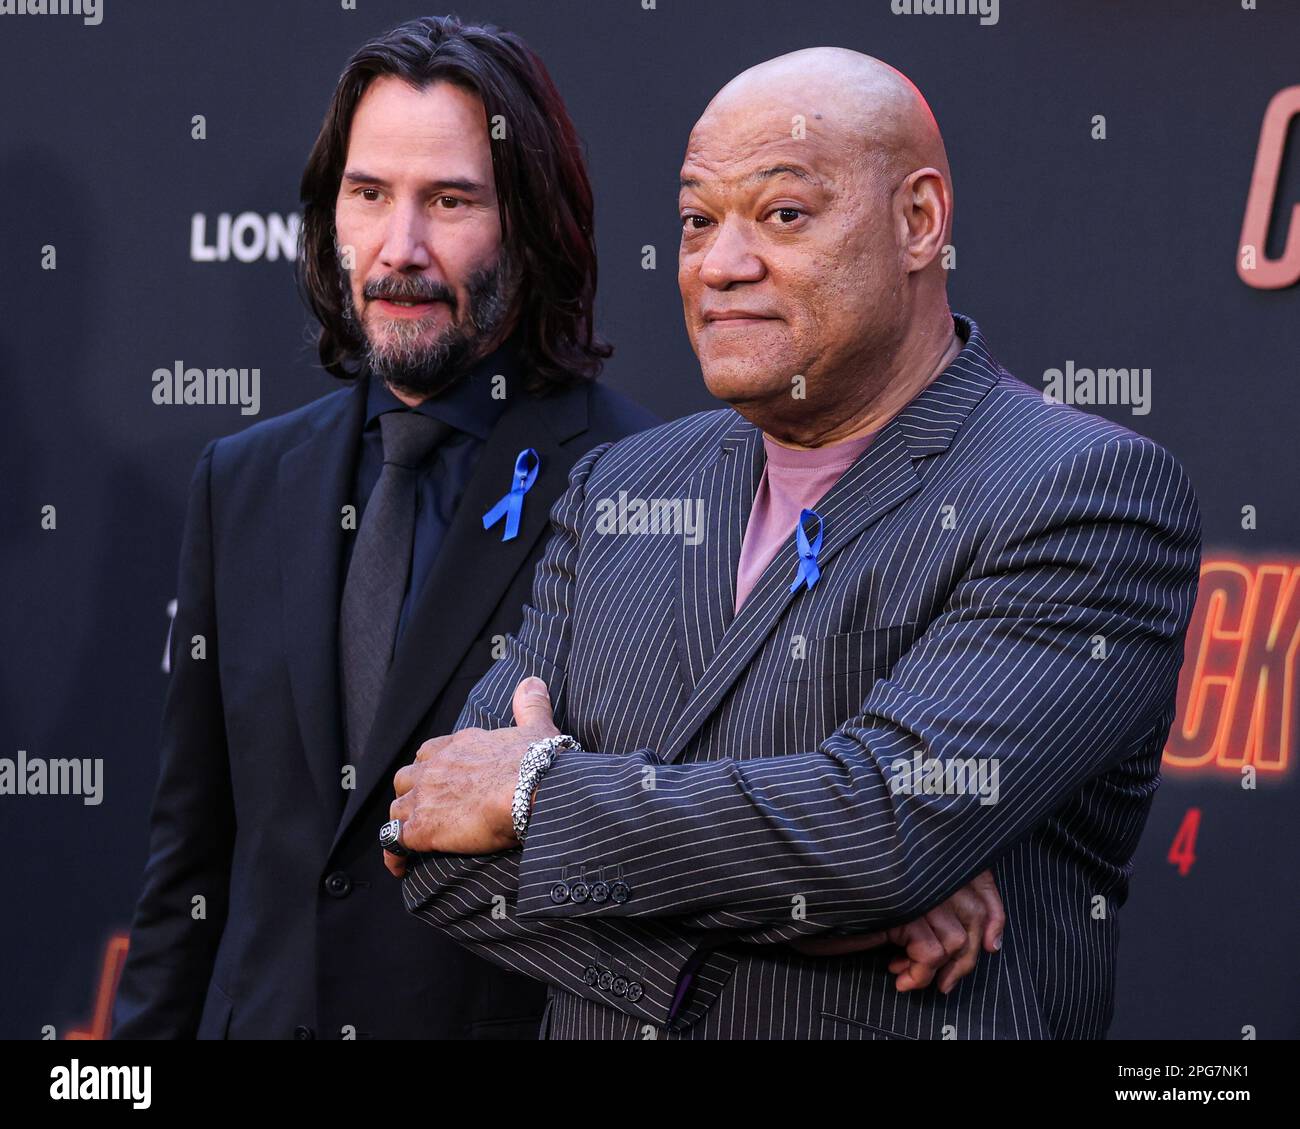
[404,314,1202,1039]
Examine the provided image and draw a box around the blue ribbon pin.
[483,448,539,542]
[789,508,824,594]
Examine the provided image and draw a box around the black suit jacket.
[112,372,658,1039]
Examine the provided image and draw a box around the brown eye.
[772,207,803,224]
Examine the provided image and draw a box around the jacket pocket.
[465,1014,544,1040]
[462,636,568,728]
[196,980,234,1040]
[783,623,919,683]
[820,1010,918,1040]
[510,635,567,700]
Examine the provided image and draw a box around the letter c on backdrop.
[1238,86,1300,290]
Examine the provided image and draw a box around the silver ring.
[379,818,409,856]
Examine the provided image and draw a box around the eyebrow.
[679,164,818,190]
[341,170,488,194]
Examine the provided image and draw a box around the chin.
[701,373,779,408]
[699,357,784,405]
[372,311,447,338]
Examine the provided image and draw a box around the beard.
[338,245,516,399]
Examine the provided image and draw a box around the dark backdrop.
[1,0,1297,1040]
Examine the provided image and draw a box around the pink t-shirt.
[734,430,878,614]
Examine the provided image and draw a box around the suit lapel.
[659,317,1002,763]
[278,379,368,823]
[659,422,923,763]
[671,416,765,690]
[331,382,590,849]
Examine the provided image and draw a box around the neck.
[388,384,427,408]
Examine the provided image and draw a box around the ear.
[898,166,951,273]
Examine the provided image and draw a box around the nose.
[377,198,433,273]
[697,216,765,290]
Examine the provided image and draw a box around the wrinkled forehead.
[681,98,868,191]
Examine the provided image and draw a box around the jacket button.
[324,871,352,898]
[581,965,600,986]
[610,881,631,904]
[293,1025,315,1040]
[570,881,590,904]
[597,970,614,991]
[611,976,629,997]
[549,881,570,904]
[590,881,610,903]
[625,982,644,1003]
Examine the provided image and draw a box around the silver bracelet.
[513,734,582,843]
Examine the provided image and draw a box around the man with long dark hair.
[113,14,656,1040]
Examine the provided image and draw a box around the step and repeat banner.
[1,0,1296,1041]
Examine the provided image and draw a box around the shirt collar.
[364,335,521,440]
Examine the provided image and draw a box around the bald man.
[388,48,1201,1040]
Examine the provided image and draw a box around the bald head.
[677,48,959,446]
[694,47,950,213]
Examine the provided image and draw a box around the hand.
[789,869,1005,994]
[384,677,560,877]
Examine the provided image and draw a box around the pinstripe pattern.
[404,314,1202,1039]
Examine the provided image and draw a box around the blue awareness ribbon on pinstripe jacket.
[789,508,824,593]
[482,448,539,542]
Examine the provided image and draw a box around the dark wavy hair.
[297,14,610,393]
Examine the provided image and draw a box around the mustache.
[364,276,457,309]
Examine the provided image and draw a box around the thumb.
[512,677,556,731]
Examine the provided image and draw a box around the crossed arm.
[397,435,1201,1030]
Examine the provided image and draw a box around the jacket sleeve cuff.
[406,847,736,1031]
[515,749,658,920]
[510,749,739,1029]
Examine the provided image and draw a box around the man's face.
[678,100,903,419]
[334,76,515,397]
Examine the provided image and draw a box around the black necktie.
[339,411,451,764]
